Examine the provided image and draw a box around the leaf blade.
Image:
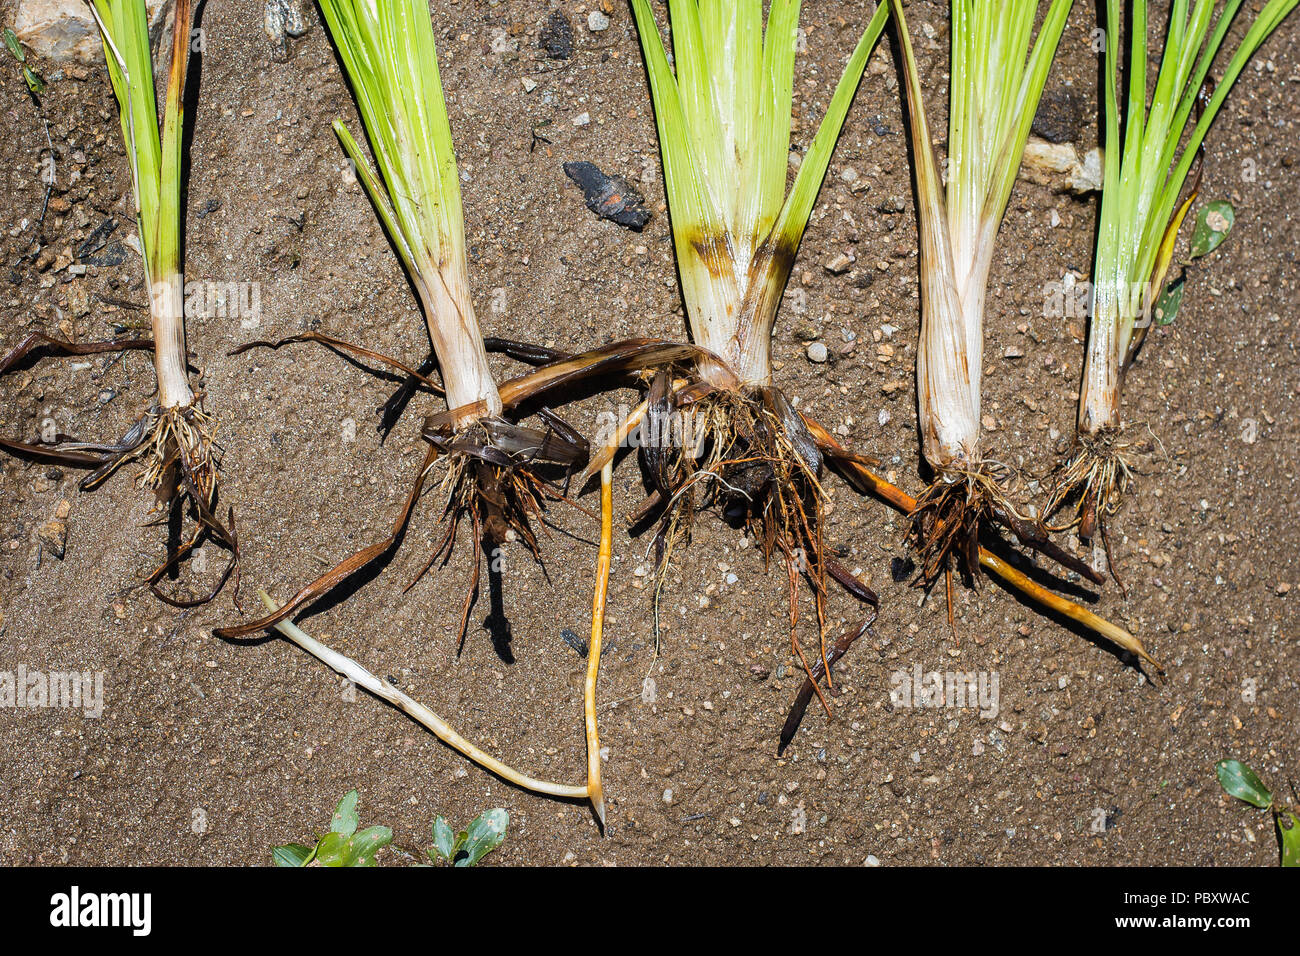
[1216,760,1273,809]
[331,790,360,837]
[1189,200,1235,258]
[456,808,509,867]
[771,2,889,257]
[431,816,456,862]
[271,843,316,867]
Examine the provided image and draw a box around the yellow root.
[801,419,1161,670]
[976,552,1159,669]
[585,459,613,827]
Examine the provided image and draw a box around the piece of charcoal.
[82,242,127,267]
[1032,89,1085,144]
[561,628,588,658]
[76,218,117,261]
[539,12,574,60]
[563,161,652,231]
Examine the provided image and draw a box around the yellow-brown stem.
[585,459,613,827]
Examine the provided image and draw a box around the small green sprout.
[1216,759,1299,867]
[273,790,394,867]
[3,26,45,94]
[427,809,509,868]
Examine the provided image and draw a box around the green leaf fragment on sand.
[1216,759,1273,809]
[1280,812,1300,868]
[1154,276,1185,326]
[431,816,456,861]
[271,843,315,867]
[1190,200,1235,258]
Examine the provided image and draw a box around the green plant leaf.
[314,831,351,867]
[4,27,25,62]
[455,808,509,867]
[1279,811,1300,868]
[23,66,45,94]
[431,816,456,861]
[331,790,360,837]
[1153,276,1185,326]
[344,825,393,867]
[271,843,316,867]
[1190,200,1235,258]
[1216,760,1273,809]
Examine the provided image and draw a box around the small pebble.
[588,10,610,31]
[37,519,68,560]
[824,252,852,274]
[806,342,828,363]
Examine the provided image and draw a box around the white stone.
[13,0,166,64]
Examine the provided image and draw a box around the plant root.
[585,459,613,829]
[778,615,873,756]
[215,414,586,642]
[0,333,237,606]
[216,331,597,642]
[1045,436,1135,588]
[909,463,1104,593]
[257,590,588,800]
[801,416,1160,670]
[1047,437,1133,538]
[137,403,239,607]
[633,378,877,715]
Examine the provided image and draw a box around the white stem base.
[417,270,502,428]
[151,274,195,409]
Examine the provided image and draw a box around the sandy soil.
[1,0,1297,866]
